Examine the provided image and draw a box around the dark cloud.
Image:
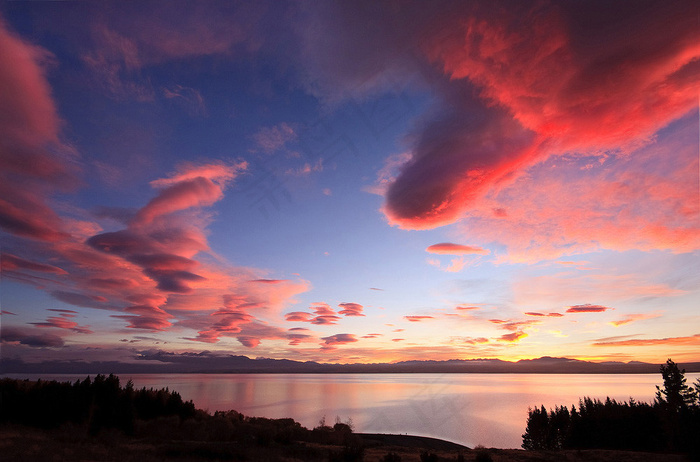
[1,326,64,348]
[320,333,358,349]
[51,290,109,308]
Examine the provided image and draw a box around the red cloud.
[426,243,489,255]
[31,316,93,335]
[566,304,612,313]
[404,315,434,322]
[498,331,528,342]
[306,2,699,233]
[0,18,77,243]
[338,302,364,317]
[1,254,67,274]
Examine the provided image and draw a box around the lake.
[6,373,699,448]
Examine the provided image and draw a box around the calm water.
[6,373,699,448]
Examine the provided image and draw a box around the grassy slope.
[1,424,689,462]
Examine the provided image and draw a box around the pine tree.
[655,359,697,412]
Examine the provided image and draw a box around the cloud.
[31,315,93,335]
[1,254,67,274]
[300,2,698,242]
[321,333,358,349]
[310,315,341,325]
[338,302,364,317]
[0,15,78,243]
[426,243,489,255]
[162,84,206,116]
[566,304,613,313]
[455,305,480,311]
[287,327,314,346]
[498,331,528,342]
[592,334,700,347]
[525,312,563,318]
[51,291,109,309]
[364,152,413,196]
[610,312,662,327]
[451,336,489,345]
[285,311,313,322]
[1,326,65,348]
[404,315,434,322]
[253,123,297,153]
[132,161,246,226]
[361,333,382,339]
[285,159,323,176]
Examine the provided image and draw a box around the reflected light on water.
[8,372,699,448]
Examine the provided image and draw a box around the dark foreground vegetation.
[522,359,700,459]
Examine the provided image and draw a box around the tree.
[655,359,697,412]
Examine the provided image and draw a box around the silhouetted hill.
[3,353,698,374]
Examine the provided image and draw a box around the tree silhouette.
[522,358,699,454]
[656,358,697,412]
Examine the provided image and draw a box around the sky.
[1,0,699,369]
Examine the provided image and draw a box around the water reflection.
[8,372,699,448]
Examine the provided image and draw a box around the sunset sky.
[1,0,698,370]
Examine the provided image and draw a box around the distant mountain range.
[3,352,699,375]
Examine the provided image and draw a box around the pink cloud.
[566,304,613,313]
[31,316,93,335]
[287,327,314,346]
[455,305,480,311]
[426,243,489,255]
[285,311,313,322]
[593,334,700,347]
[133,174,236,226]
[338,302,364,317]
[610,313,662,327]
[0,16,82,244]
[311,302,336,316]
[1,254,67,274]
[404,315,434,322]
[305,2,698,236]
